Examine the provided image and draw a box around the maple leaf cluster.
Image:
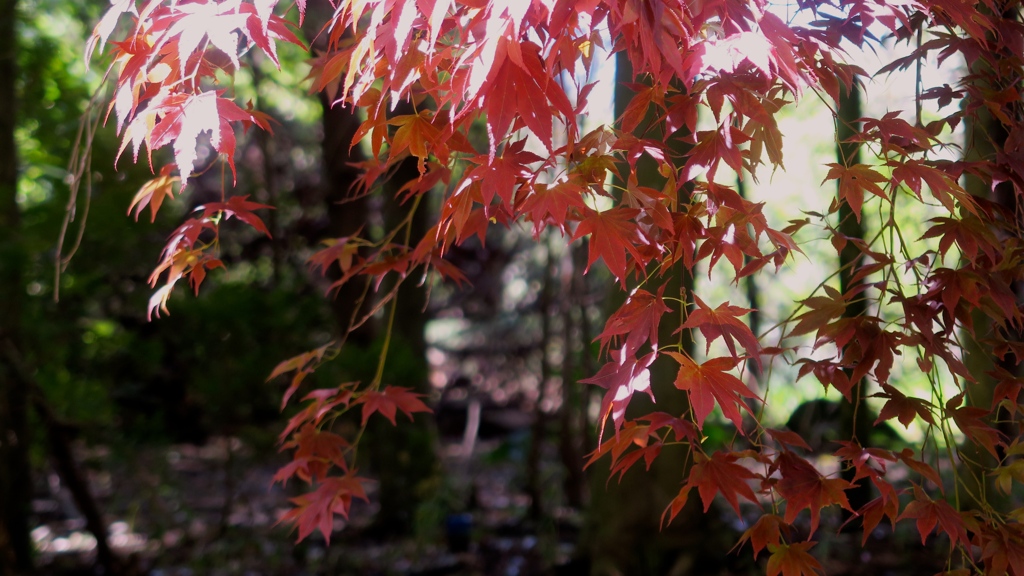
[89,0,1024,573]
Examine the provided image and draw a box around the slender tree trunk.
[961,11,1018,508]
[527,238,557,520]
[363,106,438,536]
[573,242,596,457]
[558,243,585,510]
[304,7,436,534]
[304,7,377,346]
[835,84,874,515]
[585,50,697,576]
[249,56,283,285]
[735,175,762,385]
[0,1,33,572]
[317,93,377,344]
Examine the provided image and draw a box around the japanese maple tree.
[87,0,1024,573]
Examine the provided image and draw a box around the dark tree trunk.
[558,244,585,510]
[0,1,33,573]
[363,100,438,536]
[584,50,699,576]
[960,7,1019,509]
[303,6,436,535]
[735,175,762,384]
[249,56,284,285]
[317,92,379,345]
[0,344,122,576]
[304,6,377,346]
[526,238,557,521]
[835,83,875,515]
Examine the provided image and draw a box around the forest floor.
[29,431,951,576]
[29,433,586,576]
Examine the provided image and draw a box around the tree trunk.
[584,50,700,576]
[0,0,33,572]
[960,13,1017,509]
[363,100,437,537]
[835,83,874,515]
[304,5,377,346]
[526,237,557,521]
[735,175,762,385]
[2,347,121,576]
[304,7,436,534]
[558,243,585,510]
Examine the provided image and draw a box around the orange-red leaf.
[766,541,824,576]
[597,287,671,356]
[685,451,761,517]
[573,207,646,282]
[897,487,969,550]
[682,295,761,367]
[667,353,758,431]
[279,473,370,544]
[775,451,853,532]
[739,514,786,558]
[129,167,180,222]
[356,385,432,426]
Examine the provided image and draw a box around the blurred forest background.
[0,1,1012,575]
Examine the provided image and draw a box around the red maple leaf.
[766,541,824,576]
[944,393,1004,459]
[685,451,761,516]
[356,386,432,426]
[128,166,180,222]
[267,343,336,409]
[200,195,275,236]
[682,126,750,182]
[767,428,813,452]
[640,411,699,444]
[661,484,691,528]
[581,350,656,439]
[851,494,900,546]
[585,421,653,470]
[775,451,853,532]
[388,112,443,170]
[682,295,761,367]
[572,206,647,282]
[520,179,587,235]
[308,234,366,278]
[277,423,351,483]
[920,215,1000,265]
[872,383,936,429]
[278,473,370,544]
[278,386,355,442]
[597,287,671,356]
[738,514,786,558]
[897,449,944,490]
[666,353,758,431]
[833,441,896,484]
[473,140,545,205]
[789,285,849,338]
[823,163,888,222]
[897,487,969,551]
[891,158,978,215]
[978,523,1024,576]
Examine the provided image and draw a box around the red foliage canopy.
[88,0,1024,572]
